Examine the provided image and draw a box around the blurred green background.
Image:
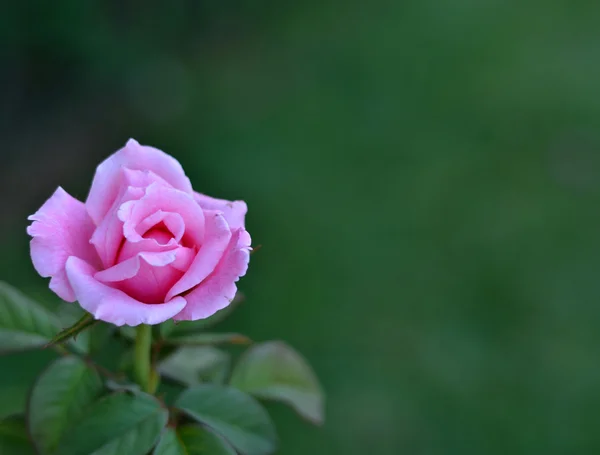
[3,1,600,454]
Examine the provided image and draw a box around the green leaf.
[0,415,36,455]
[164,332,251,346]
[0,350,56,419]
[156,426,235,455]
[28,356,103,454]
[153,428,186,455]
[175,384,277,455]
[160,292,245,338]
[159,346,230,386]
[0,281,61,353]
[56,392,168,455]
[156,381,184,407]
[177,425,236,455]
[230,341,325,425]
[45,313,97,349]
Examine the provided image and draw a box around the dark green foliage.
[28,356,103,454]
[154,426,236,455]
[231,341,324,425]
[175,385,277,455]
[0,285,318,454]
[0,282,62,353]
[0,416,36,455]
[56,392,168,455]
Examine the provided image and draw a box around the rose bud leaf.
[230,341,325,426]
[56,391,168,455]
[175,384,277,455]
[27,356,102,455]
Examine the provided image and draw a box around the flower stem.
[134,324,152,393]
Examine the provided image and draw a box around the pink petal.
[122,167,171,189]
[166,210,231,301]
[94,250,178,282]
[27,187,101,302]
[86,139,193,225]
[90,185,145,268]
[194,192,247,230]
[65,257,187,326]
[119,261,185,304]
[172,246,196,271]
[89,167,171,268]
[136,211,185,242]
[96,247,195,304]
[173,228,251,321]
[120,183,205,246]
[117,235,179,263]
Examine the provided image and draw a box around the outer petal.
[194,192,247,230]
[86,139,193,225]
[65,257,187,326]
[27,187,100,302]
[166,210,232,301]
[173,228,251,321]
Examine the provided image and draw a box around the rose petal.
[174,228,251,321]
[89,168,171,268]
[96,247,195,304]
[194,192,247,230]
[166,210,231,301]
[86,139,193,225]
[65,256,187,326]
[122,167,170,189]
[94,250,179,282]
[27,187,101,302]
[172,246,196,271]
[119,261,184,304]
[90,185,145,268]
[136,211,185,242]
[117,235,179,263]
[120,183,205,246]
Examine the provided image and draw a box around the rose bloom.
[27,139,251,326]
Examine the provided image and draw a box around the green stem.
[134,324,152,393]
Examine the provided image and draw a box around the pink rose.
[27,139,251,326]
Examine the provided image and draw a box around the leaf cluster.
[0,282,324,454]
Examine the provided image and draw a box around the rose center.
[143,223,173,245]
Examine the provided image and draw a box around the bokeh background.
[3,1,600,454]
